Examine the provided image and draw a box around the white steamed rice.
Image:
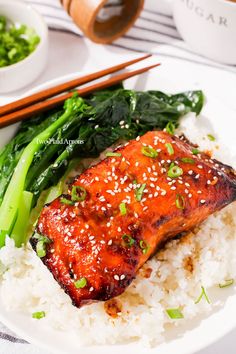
[0,113,235,347]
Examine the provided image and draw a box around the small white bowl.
[0,0,48,93]
[172,0,236,65]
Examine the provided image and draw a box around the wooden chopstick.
[0,54,152,117]
[0,62,160,128]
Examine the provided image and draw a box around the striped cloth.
[27,0,235,74]
[0,0,235,353]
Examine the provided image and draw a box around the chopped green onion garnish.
[165,122,175,135]
[192,148,200,155]
[181,157,195,164]
[0,16,40,68]
[135,183,146,202]
[175,194,185,209]
[71,185,87,202]
[207,134,215,141]
[166,308,184,319]
[32,311,46,320]
[106,152,122,157]
[165,143,174,155]
[141,146,158,158]
[167,165,183,178]
[119,202,127,215]
[139,240,150,254]
[60,197,74,205]
[36,236,51,258]
[122,234,135,247]
[74,277,87,289]
[195,286,210,304]
[219,279,234,288]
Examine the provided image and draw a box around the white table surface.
[0,27,236,354]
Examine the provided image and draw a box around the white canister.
[172,0,236,64]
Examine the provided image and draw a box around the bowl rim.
[0,0,48,73]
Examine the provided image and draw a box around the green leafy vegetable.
[0,15,40,67]
[0,109,62,205]
[0,95,84,246]
[11,191,33,247]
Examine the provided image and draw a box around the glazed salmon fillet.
[31,131,236,307]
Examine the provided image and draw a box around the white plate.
[0,58,236,354]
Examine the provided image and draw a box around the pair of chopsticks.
[0,54,160,128]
